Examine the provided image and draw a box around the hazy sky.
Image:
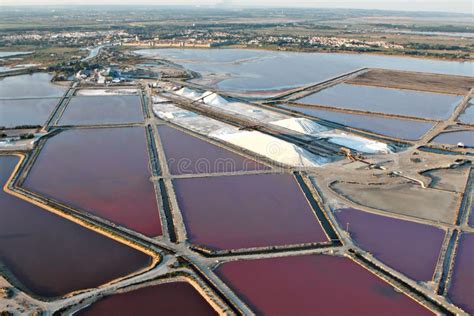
[0,0,472,14]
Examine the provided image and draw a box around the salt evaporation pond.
[297,83,461,120]
[0,73,66,98]
[0,64,38,73]
[216,255,433,315]
[157,125,269,175]
[0,51,32,58]
[0,98,60,127]
[334,208,445,281]
[448,233,474,314]
[173,174,328,250]
[457,100,474,125]
[0,155,151,298]
[59,95,144,126]
[279,104,434,140]
[469,194,474,227]
[77,282,217,315]
[137,49,473,92]
[23,127,162,237]
[432,130,474,147]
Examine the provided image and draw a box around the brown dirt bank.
[347,69,474,95]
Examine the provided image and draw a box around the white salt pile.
[270,117,390,154]
[317,132,391,154]
[153,102,326,166]
[202,91,229,106]
[166,87,390,158]
[76,89,139,96]
[153,102,229,135]
[152,103,198,120]
[209,127,327,167]
[152,95,170,103]
[270,117,329,135]
[175,87,203,100]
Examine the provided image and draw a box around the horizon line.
[0,4,471,15]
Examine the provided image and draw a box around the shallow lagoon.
[59,95,144,126]
[297,83,461,120]
[23,127,162,237]
[216,255,433,315]
[0,98,60,127]
[457,100,474,125]
[470,194,474,227]
[0,51,32,58]
[334,208,445,281]
[278,104,434,140]
[78,282,217,315]
[432,130,474,147]
[0,155,151,298]
[137,49,473,92]
[174,174,327,250]
[448,233,474,314]
[0,73,66,98]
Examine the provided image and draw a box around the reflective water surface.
[298,83,461,120]
[334,208,445,281]
[0,155,151,298]
[77,282,217,315]
[0,51,32,58]
[448,233,474,314]
[469,194,474,227]
[216,255,433,315]
[432,130,474,147]
[0,98,60,127]
[137,49,473,92]
[174,174,327,250]
[457,100,474,125]
[0,73,66,98]
[59,95,144,126]
[23,127,162,237]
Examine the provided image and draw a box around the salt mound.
[76,89,139,96]
[271,118,390,154]
[175,87,202,100]
[318,132,391,154]
[209,128,326,167]
[208,127,237,138]
[270,118,329,135]
[152,104,197,119]
[152,95,170,103]
[202,92,229,107]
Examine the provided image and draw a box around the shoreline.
[135,45,472,63]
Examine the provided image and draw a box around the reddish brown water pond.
[216,255,433,315]
[334,208,445,281]
[0,155,151,298]
[59,95,144,126]
[157,125,269,175]
[23,127,161,236]
[77,281,217,315]
[173,174,327,250]
[448,233,474,314]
